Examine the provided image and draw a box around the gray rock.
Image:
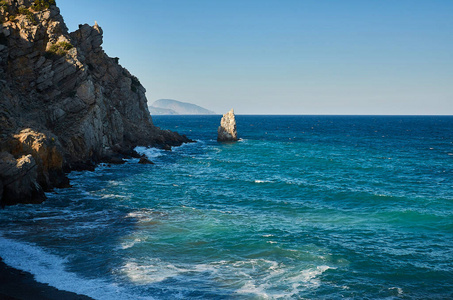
[35,56,46,69]
[217,109,238,142]
[76,80,96,105]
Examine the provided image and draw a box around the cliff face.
[0,0,191,206]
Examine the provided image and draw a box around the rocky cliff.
[0,0,191,206]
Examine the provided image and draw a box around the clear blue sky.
[58,0,452,115]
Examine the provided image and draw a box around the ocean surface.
[1,115,452,299]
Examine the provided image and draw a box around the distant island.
[150,99,216,115]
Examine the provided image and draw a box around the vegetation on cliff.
[45,41,73,58]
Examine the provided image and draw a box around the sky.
[58,0,453,115]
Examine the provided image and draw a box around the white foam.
[120,260,189,285]
[173,140,203,150]
[235,280,271,298]
[101,194,128,199]
[255,180,272,183]
[119,237,145,250]
[134,146,165,159]
[116,256,333,298]
[234,261,334,298]
[287,265,333,291]
[125,209,164,223]
[389,287,404,295]
[0,235,152,300]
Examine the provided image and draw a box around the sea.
[0,115,452,299]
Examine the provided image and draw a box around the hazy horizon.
[58,1,452,115]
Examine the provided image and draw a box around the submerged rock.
[217,109,238,142]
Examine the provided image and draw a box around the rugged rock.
[0,0,192,206]
[0,152,45,206]
[11,128,68,190]
[217,109,238,142]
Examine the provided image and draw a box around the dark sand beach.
[0,257,92,300]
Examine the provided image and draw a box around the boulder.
[217,109,238,142]
[12,129,68,190]
[0,152,45,207]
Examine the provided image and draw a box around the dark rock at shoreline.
[0,257,94,300]
[0,0,192,205]
[217,109,238,142]
[103,155,125,165]
[138,156,154,164]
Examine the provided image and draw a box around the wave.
[117,256,333,298]
[134,146,166,159]
[0,235,153,300]
[254,179,273,183]
[235,264,333,298]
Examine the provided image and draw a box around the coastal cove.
[1,115,452,299]
[1,0,452,299]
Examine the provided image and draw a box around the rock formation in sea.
[217,109,238,142]
[0,0,191,206]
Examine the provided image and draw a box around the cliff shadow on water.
[0,0,191,206]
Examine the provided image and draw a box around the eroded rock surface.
[0,152,45,206]
[0,0,191,205]
[217,109,238,142]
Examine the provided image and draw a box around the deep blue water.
[1,115,452,299]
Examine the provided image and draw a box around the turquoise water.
[1,115,452,299]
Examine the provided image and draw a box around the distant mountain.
[149,106,178,115]
[150,99,216,115]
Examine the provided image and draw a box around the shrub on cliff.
[32,0,56,11]
[45,41,73,58]
[0,1,7,10]
[18,7,36,24]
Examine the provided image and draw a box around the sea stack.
[217,109,238,142]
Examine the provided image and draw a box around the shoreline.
[0,257,93,300]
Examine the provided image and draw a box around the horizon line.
[152,114,453,116]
